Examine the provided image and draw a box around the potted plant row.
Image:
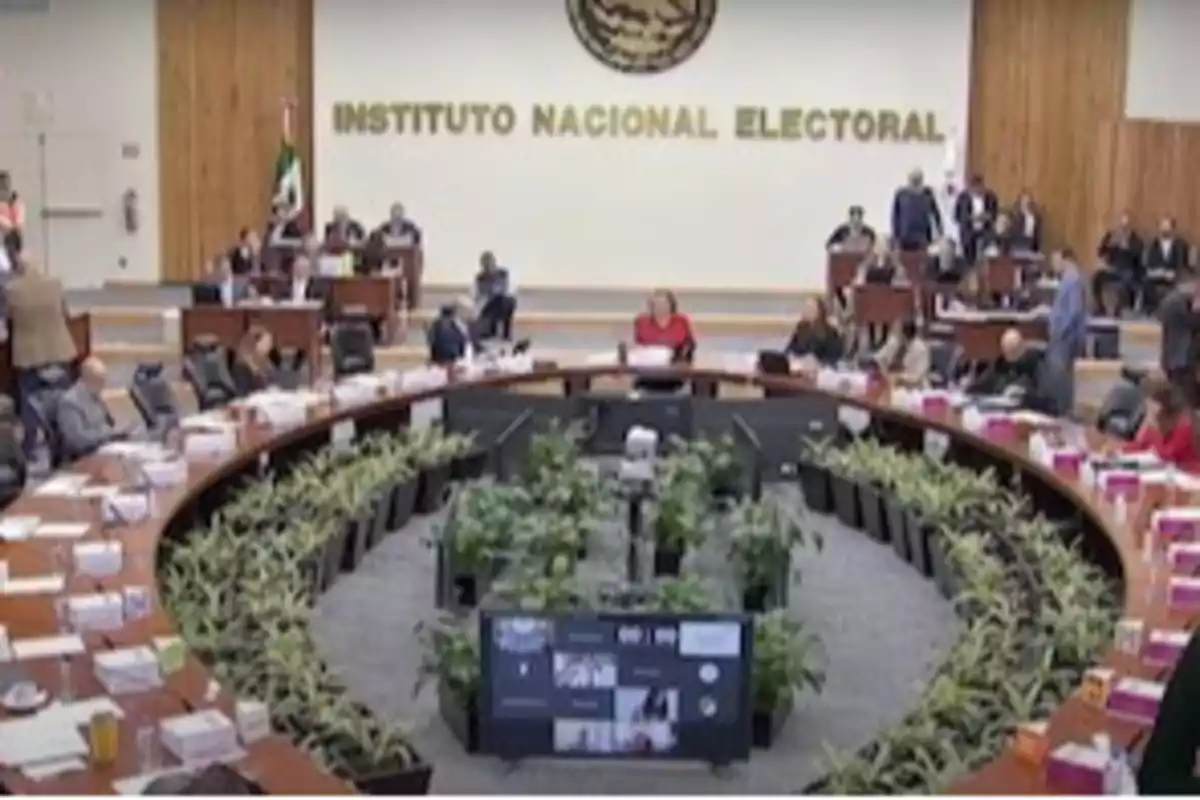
[728,497,822,613]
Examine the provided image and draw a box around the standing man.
[1158,278,1200,404]
[1046,247,1088,417]
[474,251,517,340]
[953,174,998,264]
[890,168,942,252]
[6,256,79,461]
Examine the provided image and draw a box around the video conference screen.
[478,611,754,764]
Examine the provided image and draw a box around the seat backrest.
[331,321,375,376]
[27,387,66,466]
[1099,381,1145,422]
[183,347,237,410]
[131,372,181,429]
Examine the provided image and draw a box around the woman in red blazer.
[633,289,695,357]
[1125,378,1200,472]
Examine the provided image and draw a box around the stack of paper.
[0,715,89,768]
[33,522,91,540]
[160,710,241,764]
[183,431,236,461]
[94,647,163,695]
[33,474,89,497]
[10,634,85,661]
[0,516,41,542]
[141,459,187,488]
[67,593,124,631]
[74,542,123,577]
[180,411,233,431]
[98,441,170,461]
[1,574,65,597]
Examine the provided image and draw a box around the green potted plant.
[490,556,581,610]
[650,474,708,577]
[414,616,480,753]
[641,575,718,613]
[668,434,742,499]
[437,480,524,608]
[751,611,825,748]
[410,428,476,513]
[385,458,421,533]
[728,498,821,612]
[306,696,433,795]
[797,437,835,514]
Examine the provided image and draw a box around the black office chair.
[27,387,67,468]
[1097,380,1146,440]
[928,341,966,388]
[0,395,26,506]
[129,362,181,437]
[330,320,376,378]
[182,338,238,411]
[1119,364,1149,387]
[273,347,309,390]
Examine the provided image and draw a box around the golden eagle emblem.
[566,0,717,75]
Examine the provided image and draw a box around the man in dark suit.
[1093,212,1145,316]
[967,328,1046,405]
[826,205,876,251]
[1138,628,1200,794]
[1159,278,1200,404]
[323,205,365,246]
[227,228,261,275]
[953,173,999,263]
[428,298,478,365]
[474,251,517,340]
[6,257,80,460]
[890,168,942,252]
[378,202,424,309]
[1010,191,1043,254]
[1144,216,1191,314]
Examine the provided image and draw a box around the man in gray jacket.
[1159,278,1200,403]
[56,356,126,461]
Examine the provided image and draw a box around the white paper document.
[0,716,89,767]
[21,755,87,781]
[0,516,41,541]
[1,574,65,596]
[33,522,91,540]
[33,474,90,497]
[11,634,86,661]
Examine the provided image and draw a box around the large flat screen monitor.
[479,611,753,765]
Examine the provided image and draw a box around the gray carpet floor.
[310,484,960,794]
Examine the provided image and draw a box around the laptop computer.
[757,350,790,375]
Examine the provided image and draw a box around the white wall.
[0,0,160,287]
[1125,0,1200,121]
[314,0,973,291]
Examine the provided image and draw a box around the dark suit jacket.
[227,246,260,276]
[324,220,366,244]
[428,315,475,365]
[231,358,271,397]
[1010,208,1043,253]
[376,219,423,247]
[784,323,843,365]
[271,277,327,305]
[1099,230,1146,275]
[1138,629,1200,794]
[953,190,999,232]
[826,223,876,249]
[1145,236,1190,275]
[969,348,1043,396]
[1158,287,1200,372]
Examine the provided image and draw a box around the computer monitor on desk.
[190,284,222,306]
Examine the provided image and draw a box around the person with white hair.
[890,168,942,252]
[427,295,479,365]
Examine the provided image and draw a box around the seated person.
[272,254,326,304]
[201,256,256,307]
[784,297,843,366]
[1123,377,1199,471]
[1009,190,1042,254]
[854,237,907,348]
[56,357,127,461]
[981,212,1015,257]
[633,289,695,360]
[968,328,1043,400]
[428,298,478,366]
[826,205,876,252]
[874,318,931,386]
[324,205,365,246]
[227,228,261,275]
[474,250,517,340]
[1144,216,1190,314]
[1093,212,1145,316]
[231,326,275,396]
[377,202,423,246]
[1138,628,1200,794]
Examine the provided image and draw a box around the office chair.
[330,319,376,378]
[182,339,238,411]
[273,347,309,390]
[27,387,68,468]
[1119,364,1149,387]
[928,341,966,388]
[1096,380,1146,440]
[0,395,26,506]
[129,362,181,437]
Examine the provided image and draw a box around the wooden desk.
[179,306,246,353]
[180,305,323,374]
[853,285,916,326]
[979,254,1019,296]
[0,363,1171,795]
[942,312,1049,361]
[827,251,865,293]
[328,276,400,342]
[0,312,92,399]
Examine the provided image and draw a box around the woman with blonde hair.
[231,325,274,396]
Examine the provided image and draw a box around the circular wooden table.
[0,365,1177,794]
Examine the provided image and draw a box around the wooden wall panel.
[1092,120,1200,243]
[157,0,314,282]
[968,0,1130,262]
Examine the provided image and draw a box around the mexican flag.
[273,102,304,219]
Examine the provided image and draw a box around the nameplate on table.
[160,710,242,765]
[67,592,124,631]
[1045,742,1106,795]
[1106,677,1164,724]
[399,366,447,393]
[183,431,236,461]
[1143,628,1190,666]
[235,699,271,744]
[73,541,123,577]
[33,474,90,497]
[94,646,163,695]
[0,515,40,542]
[101,492,152,526]
[1154,508,1200,541]
[9,634,86,661]
[141,458,187,488]
[1167,542,1200,571]
[1168,575,1200,609]
[1,574,65,597]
